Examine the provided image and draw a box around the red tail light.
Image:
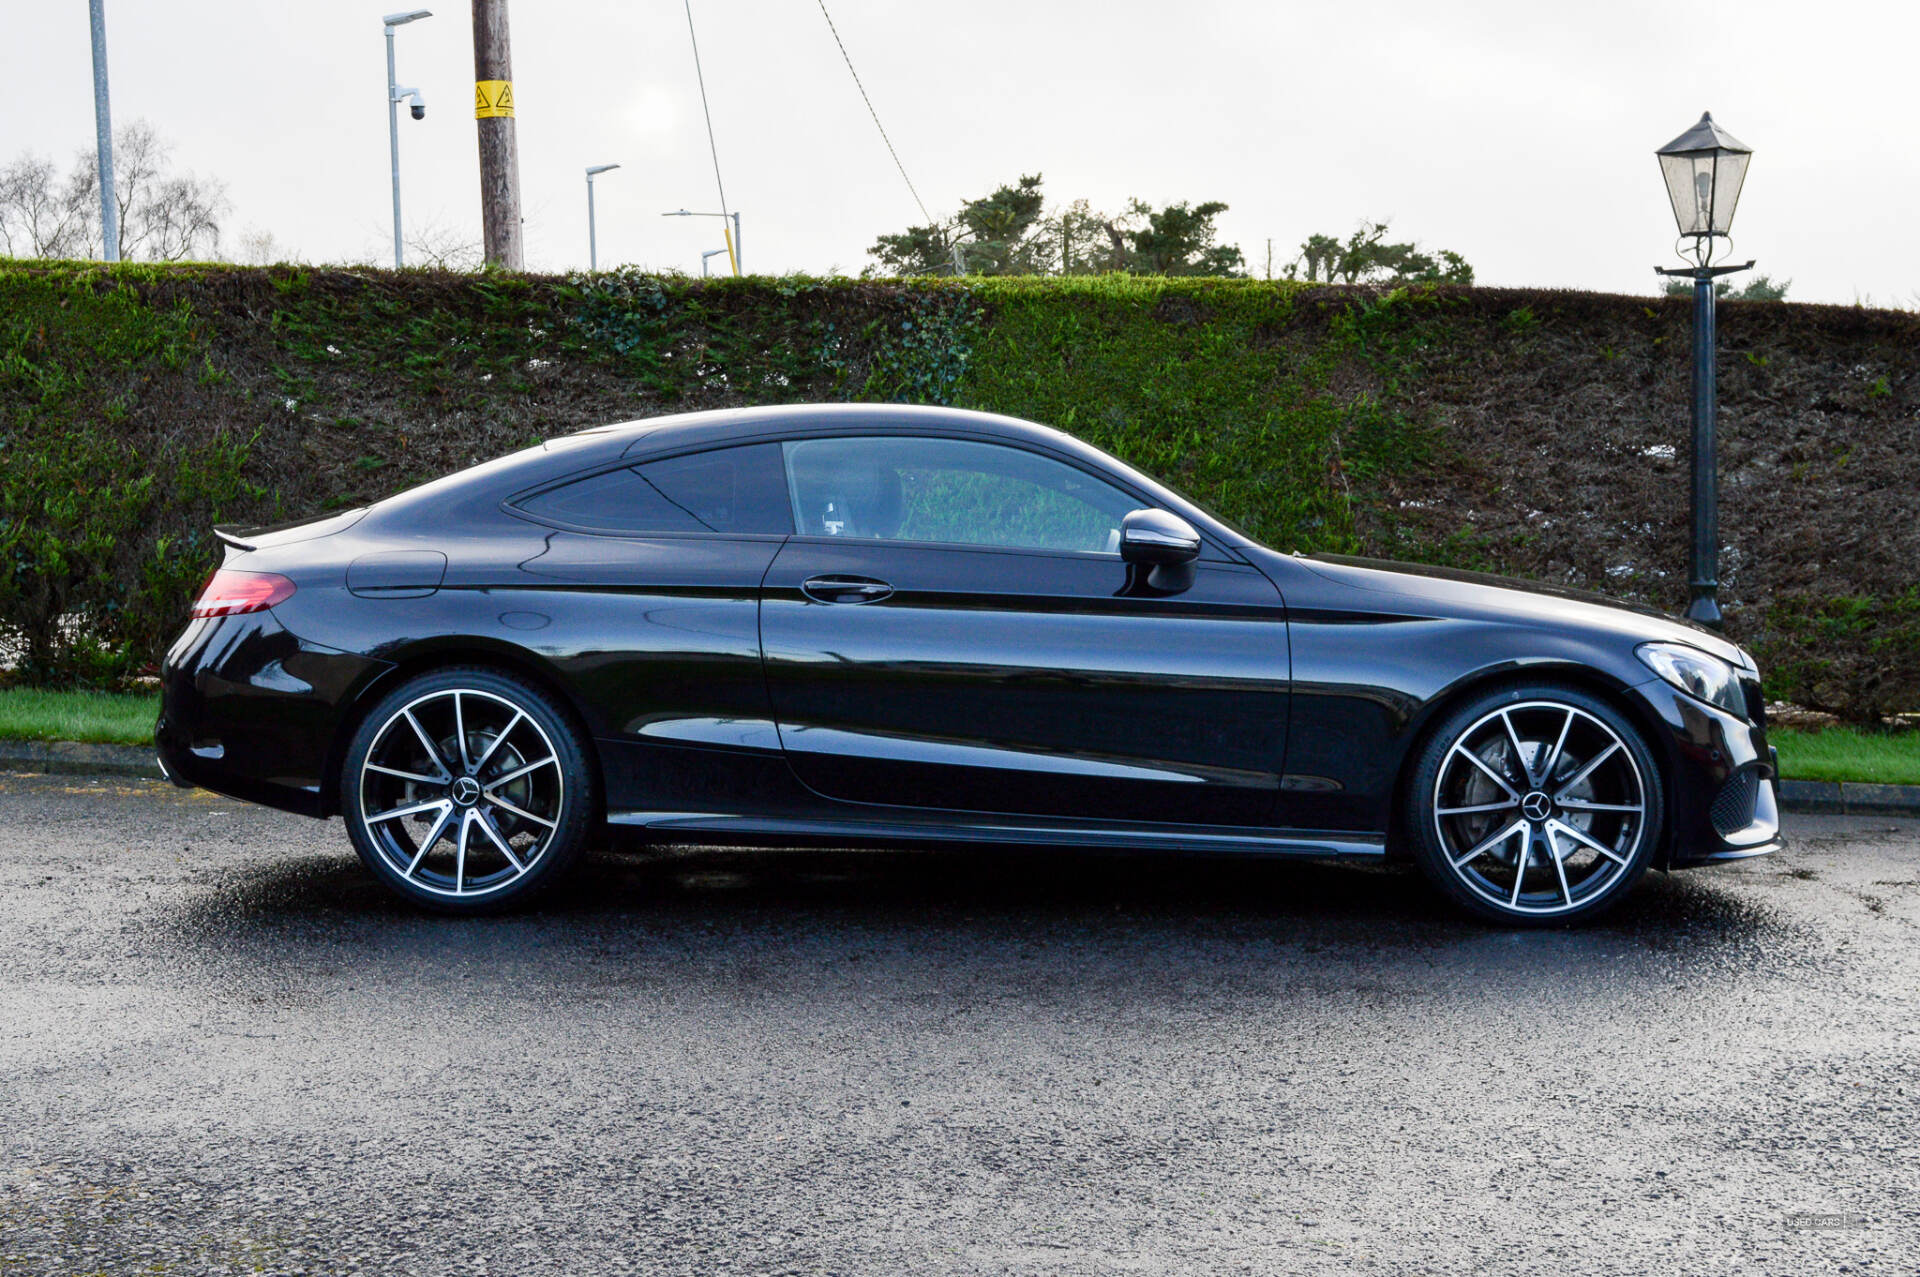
[191,570,296,619]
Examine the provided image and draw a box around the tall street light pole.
[1653,111,1755,629]
[87,0,117,261]
[384,9,432,269]
[472,0,524,269]
[661,208,742,276]
[585,164,620,271]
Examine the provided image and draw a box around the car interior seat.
[806,462,903,539]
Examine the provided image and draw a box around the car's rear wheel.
[1405,684,1662,926]
[341,667,594,913]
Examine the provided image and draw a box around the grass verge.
[0,689,1914,788]
[0,687,158,746]
[1771,726,1920,787]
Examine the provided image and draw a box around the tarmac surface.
[1,771,1916,1275]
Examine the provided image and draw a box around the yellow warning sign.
[475,80,515,118]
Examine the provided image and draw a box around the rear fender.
[316,638,601,821]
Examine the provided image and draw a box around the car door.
[759,433,1290,827]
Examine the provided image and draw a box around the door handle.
[801,574,894,605]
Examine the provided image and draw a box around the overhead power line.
[682,1,733,232]
[813,0,932,225]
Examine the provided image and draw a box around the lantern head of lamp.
[1656,112,1752,269]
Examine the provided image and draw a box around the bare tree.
[404,214,485,272]
[232,226,289,265]
[0,120,226,262]
[82,121,228,260]
[0,154,91,257]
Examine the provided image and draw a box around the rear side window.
[516,443,792,535]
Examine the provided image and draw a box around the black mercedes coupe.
[157,404,1782,923]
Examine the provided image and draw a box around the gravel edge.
[0,740,165,781]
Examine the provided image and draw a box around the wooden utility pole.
[471,0,523,269]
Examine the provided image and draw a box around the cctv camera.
[411,101,426,121]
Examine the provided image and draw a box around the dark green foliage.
[1120,201,1246,277]
[566,272,984,405]
[571,269,673,367]
[1737,274,1792,302]
[1288,223,1474,286]
[867,175,1052,277]
[1501,307,1539,335]
[1752,591,1920,721]
[0,421,255,682]
[865,174,1244,278]
[0,262,1914,719]
[959,277,1436,553]
[953,175,1049,276]
[1663,272,1792,301]
[848,288,984,404]
[0,266,258,682]
[0,424,156,679]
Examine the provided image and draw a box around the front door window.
[782,436,1138,555]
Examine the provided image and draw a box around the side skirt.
[608,810,1386,859]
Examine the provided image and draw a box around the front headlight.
[1637,641,1747,718]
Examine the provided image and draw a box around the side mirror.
[1119,508,1201,594]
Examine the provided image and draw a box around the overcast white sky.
[0,1,1910,302]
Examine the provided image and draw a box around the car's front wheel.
[1405,684,1663,925]
[342,667,594,913]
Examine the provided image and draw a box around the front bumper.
[157,609,389,818]
[1628,677,1784,868]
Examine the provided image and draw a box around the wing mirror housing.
[1119,508,1201,594]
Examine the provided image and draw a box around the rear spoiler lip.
[213,526,258,553]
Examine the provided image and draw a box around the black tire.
[1404,683,1663,926]
[340,666,595,914]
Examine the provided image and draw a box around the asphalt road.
[1,773,1916,1276]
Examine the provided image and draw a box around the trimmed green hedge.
[1,261,1915,719]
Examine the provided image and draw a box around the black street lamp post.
[1654,112,1755,628]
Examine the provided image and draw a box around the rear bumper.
[157,610,389,819]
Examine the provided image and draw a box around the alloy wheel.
[1430,700,1649,918]
[356,687,566,900]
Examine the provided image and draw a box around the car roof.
[583,403,1088,456]
[369,404,1257,551]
